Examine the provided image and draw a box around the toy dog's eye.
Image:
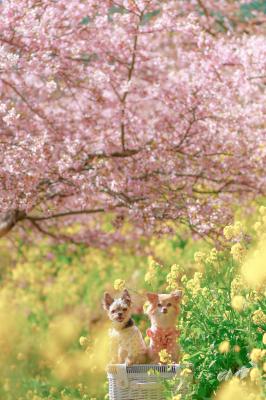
[158,303,162,307]
[111,310,115,313]
[167,303,172,307]
[122,308,127,312]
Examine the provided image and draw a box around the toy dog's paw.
[118,348,128,364]
[125,357,133,365]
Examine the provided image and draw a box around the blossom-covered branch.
[0,0,265,245]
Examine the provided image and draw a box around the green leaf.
[141,9,161,25]
[240,0,266,18]
[109,6,127,16]
[81,16,91,25]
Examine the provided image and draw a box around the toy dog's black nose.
[118,312,123,317]
[162,307,168,314]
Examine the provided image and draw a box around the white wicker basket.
[107,364,183,400]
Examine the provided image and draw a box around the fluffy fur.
[103,289,147,365]
[145,291,182,363]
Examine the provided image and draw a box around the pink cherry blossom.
[0,1,265,245]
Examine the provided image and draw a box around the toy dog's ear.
[103,292,114,310]
[146,292,158,304]
[121,289,131,306]
[171,290,182,303]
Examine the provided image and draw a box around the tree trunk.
[0,210,25,238]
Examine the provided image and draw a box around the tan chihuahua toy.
[103,289,147,365]
[146,291,182,363]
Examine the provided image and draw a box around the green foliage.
[240,1,266,18]
[0,215,265,399]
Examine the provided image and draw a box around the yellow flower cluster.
[144,257,160,285]
[180,368,192,377]
[246,394,264,400]
[166,264,181,290]
[205,248,218,265]
[79,336,89,347]
[218,340,230,354]
[249,367,261,383]
[246,290,261,303]
[217,377,264,400]
[259,206,266,215]
[1,214,266,399]
[186,272,202,297]
[230,275,244,297]
[194,251,206,264]
[159,349,172,364]
[241,238,266,288]
[223,221,244,240]
[223,225,235,240]
[233,345,241,353]
[231,295,245,312]
[253,206,266,237]
[181,353,190,362]
[252,310,266,326]
[230,243,245,263]
[172,395,181,400]
[263,333,266,345]
[249,348,266,364]
[113,279,126,291]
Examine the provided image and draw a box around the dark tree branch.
[0,210,26,238]
[30,219,59,240]
[26,208,106,221]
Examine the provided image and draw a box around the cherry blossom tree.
[0,0,265,246]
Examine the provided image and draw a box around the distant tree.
[0,1,265,245]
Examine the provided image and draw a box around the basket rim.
[107,363,182,373]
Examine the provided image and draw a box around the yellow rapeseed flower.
[219,340,230,354]
[186,272,202,297]
[249,348,264,364]
[194,251,206,264]
[144,258,159,285]
[263,333,266,345]
[3,379,10,392]
[241,239,266,288]
[230,243,245,263]
[182,353,190,362]
[231,295,245,312]
[159,349,172,364]
[144,271,154,284]
[17,352,26,361]
[223,225,235,240]
[113,279,126,291]
[172,395,181,400]
[170,264,180,274]
[216,378,246,400]
[230,275,244,297]
[166,264,181,290]
[180,368,192,377]
[259,206,266,216]
[253,221,262,234]
[79,336,89,347]
[249,368,261,383]
[252,310,266,326]
[224,221,244,240]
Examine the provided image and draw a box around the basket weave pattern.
[107,364,181,400]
